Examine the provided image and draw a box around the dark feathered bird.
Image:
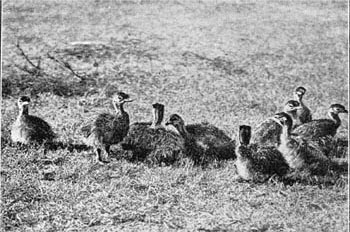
[293,86,312,127]
[165,114,204,164]
[81,92,133,163]
[272,112,331,176]
[11,96,56,145]
[292,104,348,140]
[165,114,235,165]
[121,103,185,165]
[251,100,302,147]
[235,125,289,181]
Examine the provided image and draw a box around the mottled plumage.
[293,104,348,140]
[235,125,289,181]
[121,103,185,165]
[273,112,331,176]
[81,92,133,163]
[293,86,312,127]
[11,96,55,145]
[186,122,236,160]
[252,100,301,146]
[165,114,235,165]
[165,114,205,164]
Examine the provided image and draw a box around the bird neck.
[294,93,303,103]
[287,111,298,121]
[19,105,29,116]
[114,102,125,115]
[151,108,164,128]
[328,111,341,127]
[176,124,191,140]
[280,124,292,145]
[236,143,249,159]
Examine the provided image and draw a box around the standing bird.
[165,114,235,165]
[251,100,302,147]
[11,96,56,145]
[293,86,312,127]
[235,125,289,181]
[272,112,330,176]
[292,104,348,140]
[81,92,133,163]
[121,103,185,165]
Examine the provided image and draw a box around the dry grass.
[1,0,349,231]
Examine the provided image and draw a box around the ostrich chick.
[81,92,133,163]
[11,96,56,145]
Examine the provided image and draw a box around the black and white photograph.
[1,0,348,231]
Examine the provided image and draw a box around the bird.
[11,96,56,145]
[121,103,185,165]
[272,112,331,176]
[251,100,302,147]
[293,86,312,127]
[165,114,235,165]
[165,114,205,164]
[292,104,348,140]
[81,92,133,163]
[235,125,289,181]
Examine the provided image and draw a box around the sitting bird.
[165,114,205,164]
[81,92,133,163]
[235,125,289,181]
[272,112,330,176]
[11,96,56,145]
[293,86,312,127]
[252,100,302,147]
[165,114,235,165]
[121,103,185,165]
[292,104,348,140]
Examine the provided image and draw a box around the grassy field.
[1,0,349,231]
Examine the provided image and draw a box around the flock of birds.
[10,86,348,181]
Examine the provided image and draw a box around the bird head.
[113,92,133,105]
[272,112,293,129]
[152,103,164,112]
[294,86,307,98]
[165,114,185,129]
[17,96,31,108]
[283,100,302,113]
[330,104,348,114]
[238,125,251,146]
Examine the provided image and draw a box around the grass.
[1,0,349,231]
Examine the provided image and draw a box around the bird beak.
[343,109,348,113]
[295,106,303,110]
[165,121,171,126]
[124,99,134,102]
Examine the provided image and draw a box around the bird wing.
[186,123,232,146]
[25,115,56,140]
[94,113,130,144]
[292,119,335,139]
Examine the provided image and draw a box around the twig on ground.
[47,52,87,82]
[15,41,42,76]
